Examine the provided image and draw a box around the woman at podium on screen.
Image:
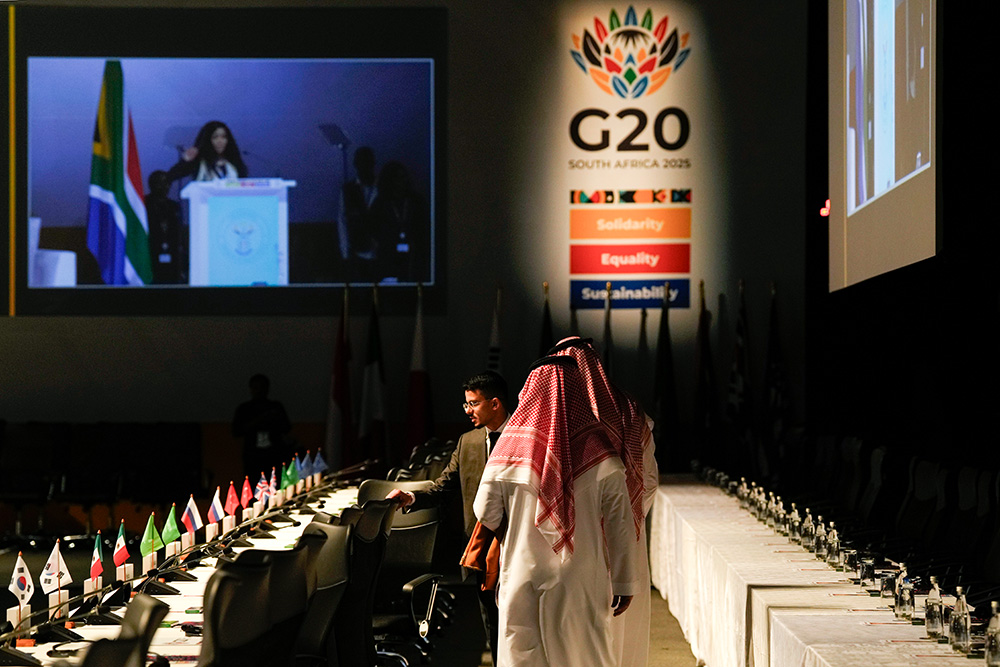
[166,120,248,182]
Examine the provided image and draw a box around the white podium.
[181,178,296,286]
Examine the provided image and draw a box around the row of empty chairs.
[198,479,447,667]
[388,439,456,482]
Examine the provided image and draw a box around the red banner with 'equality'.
[570,243,690,274]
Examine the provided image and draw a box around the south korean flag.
[7,552,34,606]
[40,539,73,594]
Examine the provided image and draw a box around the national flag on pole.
[269,467,278,496]
[140,513,164,558]
[358,288,389,464]
[90,532,104,581]
[40,540,72,594]
[240,476,253,509]
[113,521,130,567]
[326,287,354,470]
[86,60,152,285]
[254,472,270,503]
[300,451,314,478]
[406,284,434,457]
[313,449,329,475]
[694,280,719,453]
[162,504,181,545]
[283,459,299,489]
[763,283,790,450]
[539,282,555,358]
[181,495,204,534]
[9,552,34,606]
[487,286,502,373]
[207,487,225,524]
[726,281,755,473]
[224,482,240,516]
[653,282,679,469]
[637,307,651,406]
[602,281,614,375]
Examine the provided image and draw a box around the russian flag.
[207,487,225,524]
[181,495,204,534]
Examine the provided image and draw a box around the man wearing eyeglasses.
[387,370,509,665]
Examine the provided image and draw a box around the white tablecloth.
[648,478,961,667]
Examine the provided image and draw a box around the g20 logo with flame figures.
[571,6,691,99]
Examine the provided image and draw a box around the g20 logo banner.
[569,6,692,152]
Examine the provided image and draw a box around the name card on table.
[165,541,180,558]
[6,605,31,632]
[48,590,69,619]
[205,523,219,542]
[115,563,134,581]
[181,532,195,552]
[222,515,236,534]
[84,577,102,596]
[142,554,157,574]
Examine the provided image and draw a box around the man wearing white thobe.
[474,355,637,666]
[549,337,659,667]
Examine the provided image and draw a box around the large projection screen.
[829,0,935,290]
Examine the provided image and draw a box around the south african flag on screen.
[86,60,152,285]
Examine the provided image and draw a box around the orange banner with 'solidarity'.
[569,208,691,240]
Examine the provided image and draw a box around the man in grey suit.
[388,370,509,666]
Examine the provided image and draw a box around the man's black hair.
[463,370,509,407]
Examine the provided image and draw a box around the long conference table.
[8,484,360,666]
[648,477,972,667]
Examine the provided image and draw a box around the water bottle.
[950,586,971,653]
[986,601,1000,666]
[894,564,912,620]
[788,504,802,544]
[826,522,840,568]
[925,576,943,638]
[738,478,749,509]
[814,517,827,560]
[801,509,816,551]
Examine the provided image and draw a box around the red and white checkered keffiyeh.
[482,355,617,556]
[550,336,647,539]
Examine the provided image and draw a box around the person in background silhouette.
[232,374,291,479]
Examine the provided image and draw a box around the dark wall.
[805,1,997,465]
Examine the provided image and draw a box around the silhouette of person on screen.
[145,170,186,284]
[339,146,378,282]
[167,121,248,183]
[370,161,429,284]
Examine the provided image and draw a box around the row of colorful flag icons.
[6,450,329,614]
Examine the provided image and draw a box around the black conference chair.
[198,550,273,667]
[52,638,142,667]
[295,521,352,667]
[118,593,170,667]
[262,533,327,666]
[357,479,445,662]
[332,498,397,667]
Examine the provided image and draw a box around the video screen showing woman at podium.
[23,55,437,303]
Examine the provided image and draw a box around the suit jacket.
[410,427,490,537]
